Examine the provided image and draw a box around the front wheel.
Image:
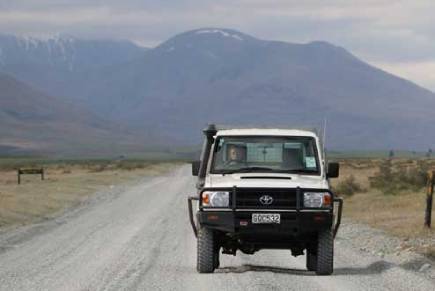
[306,250,317,271]
[197,227,216,273]
[214,246,220,269]
[316,228,334,275]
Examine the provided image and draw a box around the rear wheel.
[316,228,334,275]
[197,227,216,273]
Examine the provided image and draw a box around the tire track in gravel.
[0,165,434,291]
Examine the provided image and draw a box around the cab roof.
[215,128,319,138]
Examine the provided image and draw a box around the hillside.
[0,34,148,102]
[76,28,435,149]
[1,29,435,150]
[0,72,152,155]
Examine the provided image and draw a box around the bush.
[369,159,393,190]
[62,168,72,174]
[369,159,429,195]
[334,175,362,196]
[88,164,107,173]
[115,161,148,171]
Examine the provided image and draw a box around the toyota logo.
[259,195,273,205]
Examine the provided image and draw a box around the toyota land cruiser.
[188,124,343,275]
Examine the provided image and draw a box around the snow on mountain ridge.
[195,29,244,41]
[9,34,76,70]
[0,34,146,73]
[17,35,41,51]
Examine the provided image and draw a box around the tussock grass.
[333,174,363,196]
[0,159,178,229]
[331,158,435,258]
[369,159,429,195]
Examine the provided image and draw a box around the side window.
[212,138,225,167]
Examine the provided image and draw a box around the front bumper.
[187,196,343,238]
[198,209,332,235]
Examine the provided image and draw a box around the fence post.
[424,171,434,228]
[16,168,44,184]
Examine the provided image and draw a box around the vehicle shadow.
[216,261,394,276]
[217,264,314,276]
[333,261,394,275]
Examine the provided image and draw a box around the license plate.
[252,213,280,224]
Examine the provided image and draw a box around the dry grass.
[0,161,177,229]
[331,158,435,258]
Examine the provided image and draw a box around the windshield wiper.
[218,167,318,174]
[285,169,318,173]
[222,167,276,174]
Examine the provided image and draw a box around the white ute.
[188,124,343,275]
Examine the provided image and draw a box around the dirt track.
[0,165,434,290]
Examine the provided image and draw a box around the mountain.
[1,28,435,150]
[0,72,154,155]
[0,34,148,102]
[77,28,435,149]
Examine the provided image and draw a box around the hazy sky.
[0,0,434,91]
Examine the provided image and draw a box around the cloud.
[0,0,434,91]
[373,60,435,91]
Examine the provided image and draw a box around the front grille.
[235,188,298,209]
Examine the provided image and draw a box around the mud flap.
[333,197,343,239]
[188,196,199,237]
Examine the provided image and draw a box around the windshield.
[210,136,320,174]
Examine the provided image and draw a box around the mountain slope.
[1,28,435,150]
[0,34,147,71]
[0,72,153,155]
[0,34,148,102]
[75,28,435,149]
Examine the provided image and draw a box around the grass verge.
[331,158,435,259]
[0,159,179,229]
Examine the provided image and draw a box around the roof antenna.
[322,117,327,176]
[323,117,327,154]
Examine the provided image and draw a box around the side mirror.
[192,161,201,176]
[327,162,339,178]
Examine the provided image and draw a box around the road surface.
[0,165,433,290]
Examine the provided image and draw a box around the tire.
[306,250,317,271]
[197,227,215,273]
[214,247,220,269]
[316,228,334,275]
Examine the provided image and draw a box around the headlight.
[303,192,331,208]
[202,191,230,207]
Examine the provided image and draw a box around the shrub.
[369,159,429,195]
[334,175,362,196]
[62,168,72,174]
[88,164,106,173]
[115,161,148,171]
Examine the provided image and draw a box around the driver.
[225,144,246,166]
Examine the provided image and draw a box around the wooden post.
[425,171,434,228]
[17,168,44,184]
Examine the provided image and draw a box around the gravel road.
[0,165,434,290]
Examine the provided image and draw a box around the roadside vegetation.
[0,158,179,230]
[331,158,435,259]
[333,174,363,196]
[369,159,429,195]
